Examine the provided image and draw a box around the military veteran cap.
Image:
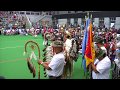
[52,40,63,47]
[96,49,106,58]
[94,36,104,44]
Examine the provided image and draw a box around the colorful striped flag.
[85,20,95,67]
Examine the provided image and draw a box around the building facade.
[52,11,120,29]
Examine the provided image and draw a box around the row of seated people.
[1,28,41,36]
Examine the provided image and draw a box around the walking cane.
[24,40,41,79]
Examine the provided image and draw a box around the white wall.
[115,17,120,29]
[70,18,74,25]
[58,19,67,26]
[94,18,99,27]
[104,17,110,29]
[78,18,82,26]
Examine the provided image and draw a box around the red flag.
[85,21,95,67]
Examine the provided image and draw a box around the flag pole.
[89,13,93,79]
[90,14,92,19]
[83,15,87,78]
[87,11,89,19]
[90,14,92,23]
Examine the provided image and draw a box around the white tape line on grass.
[0,58,25,63]
[0,46,23,50]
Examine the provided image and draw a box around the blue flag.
[81,18,90,72]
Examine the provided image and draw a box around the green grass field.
[0,34,85,79]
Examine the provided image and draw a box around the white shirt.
[114,59,120,69]
[114,49,120,68]
[46,52,66,77]
[92,56,111,79]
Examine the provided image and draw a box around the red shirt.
[43,27,46,33]
[104,43,109,50]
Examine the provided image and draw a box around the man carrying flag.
[82,14,95,78]
[84,15,111,79]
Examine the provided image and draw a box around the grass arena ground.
[0,34,112,79]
